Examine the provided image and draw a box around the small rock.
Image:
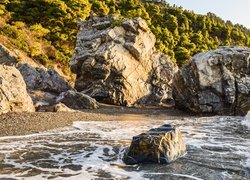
[57,90,99,109]
[54,103,76,112]
[36,102,75,112]
[123,124,186,165]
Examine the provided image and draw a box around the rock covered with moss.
[173,46,250,115]
[71,15,178,106]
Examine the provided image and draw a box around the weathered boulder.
[173,46,250,115]
[17,63,72,107]
[18,63,72,94]
[0,65,35,114]
[71,15,178,106]
[56,90,99,109]
[0,44,18,66]
[123,124,186,165]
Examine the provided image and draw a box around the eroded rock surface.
[18,63,72,94]
[71,15,178,106]
[0,44,18,66]
[0,65,34,114]
[173,46,250,115]
[17,63,72,107]
[123,124,186,165]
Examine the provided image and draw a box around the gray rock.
[56,90,99,109]
[123,124,186,165]
[18,63,72,94]
[173,46,250,115]
[0,44,18,66]
[71,15,178,106]
[31,90,58,109]
[0,65,35,114]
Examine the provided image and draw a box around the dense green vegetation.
[0,0,250,71]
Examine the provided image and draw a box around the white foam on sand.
[0,116,249,179]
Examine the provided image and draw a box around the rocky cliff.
[0,65,35,114]
[173,46,250,115]
[71,15,178,106]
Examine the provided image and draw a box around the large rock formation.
[17,63,72,107]
[123,124,186,165]
[0,65,35,114]
[71,15,178,106]
[173,46,250,115]
[18,63,72,94]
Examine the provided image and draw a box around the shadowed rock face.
[0,44,18,66]
[123,124,186,165]
[0,65,34,114]
[17,63,72,108]
[71,15,178,106]
[18,63,72,94]
[173,46,250,115]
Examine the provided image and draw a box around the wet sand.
[0,107,189,137]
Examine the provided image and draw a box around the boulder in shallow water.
[56,90,99,109]
[0,65,35,114]
[123,124,186,165]
[173,46,250,115]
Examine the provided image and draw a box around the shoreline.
[0,107,190,137]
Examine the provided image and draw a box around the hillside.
[0,0,249,72]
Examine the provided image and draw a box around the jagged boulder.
[71,15,178,106]
[17,63,72,106]
[173,46,250,115]
[56,90,99,109]
[0,65,35,114]
[123,124,186,165]
[0,44,18,66]
[18,63,72,93]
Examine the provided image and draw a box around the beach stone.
[173,46,250,115]
[0,64,35,114]
[36,102,76,112]
[123,124,186,165]
[56,90,99,109]
[71,15,178,106]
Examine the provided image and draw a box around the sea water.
[0,115,249,179]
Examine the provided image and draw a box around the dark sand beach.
[0,107,189,137]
